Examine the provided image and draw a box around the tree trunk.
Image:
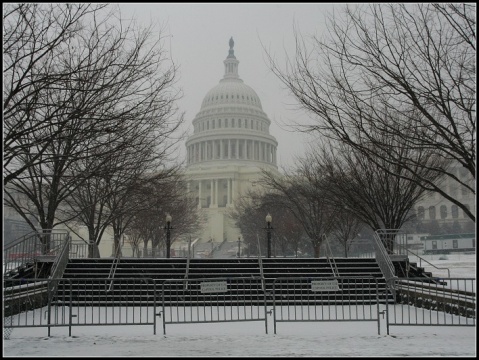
[313,244,321,258]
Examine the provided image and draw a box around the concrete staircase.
[53,257,391,306]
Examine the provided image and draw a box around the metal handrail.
[377,228,452,279]
[396,244,451,278]
[324,235,339,277]
[48,234,71,303]
[184,236,192,289]
[107,244,122,291]
[50,234,71,280]
[256,233,266,293]
[373,230,397,299]
[3,229,70,277]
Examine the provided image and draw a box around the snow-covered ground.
[3,254,476,357]
[408,252,476,278]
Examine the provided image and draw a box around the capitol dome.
[186,37,278,169]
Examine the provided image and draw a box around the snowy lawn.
[3,317,476,357]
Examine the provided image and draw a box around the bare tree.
[231,190,306,257]
[4,4,184,252]
[329,210,363,258]
[125,173,202,257]
[228,190,269,257]
[271,205,306,257]
[265,3,475,221]
[3,4,108,185]
[308,137,442,253]
[259,166,338,258]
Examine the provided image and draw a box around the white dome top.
[200,81,263,110]
[199,36,263,111]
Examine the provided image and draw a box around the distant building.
[3,190,38,246]
[421,233,476,254]
[184,37,280,246]
[411,163,475,235]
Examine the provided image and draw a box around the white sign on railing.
[311,279,340,292]
[200,281,228,293]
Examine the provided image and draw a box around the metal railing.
[3,231,40,275]
[4,277,158,336]
[256,234,267,294]
[373,230,397,292]
[375,229,451,279]
[183,237,193,289]
[324,235,339,277]
[4,275,475,338]
[394,243,451,278]
[3,229,70,277]
[386,277,476,334]
[107,244,123,291]
[272,276,382,334]
[49,234,71,292]
[159,277,269,335]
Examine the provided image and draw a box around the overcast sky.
[117,3,339,169]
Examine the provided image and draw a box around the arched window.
[440,205,447,219]
[451,205,459,218]
[417,206,425,220]
[428,206,436,220]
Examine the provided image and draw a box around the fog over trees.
[4,3,474,254]
[3,4,189,252]
[265,3,476,222]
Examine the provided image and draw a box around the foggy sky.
[118,3,339,169]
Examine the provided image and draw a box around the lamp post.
[164,213,172,258]
[237,236,241,258]
[266,213,272,258]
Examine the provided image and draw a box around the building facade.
[184,37,279,246]
[411,163,475,234]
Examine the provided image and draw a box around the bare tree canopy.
[307,138,440,253]
[125,173,201,258]
[3,4,107,184]
[3,4,184,251]
[265,3,476,221]
[259,167,338,258]
[229,189,307,257]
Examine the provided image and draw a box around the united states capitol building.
[179,37,279,255]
